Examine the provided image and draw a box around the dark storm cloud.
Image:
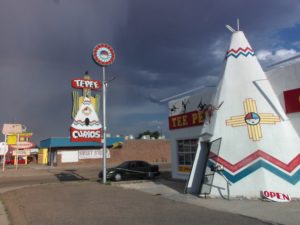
[0,0,300,141]
[0,0,128,141]
[113,0,300,97]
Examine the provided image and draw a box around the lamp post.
[92,44,115,184]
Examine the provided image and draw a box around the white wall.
[61,151,79,163]
[267,60,300,134]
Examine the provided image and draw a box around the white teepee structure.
[187,28,300,198]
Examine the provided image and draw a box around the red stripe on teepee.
[210,150,300,173]
[226,47,254,54]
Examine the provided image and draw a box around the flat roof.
[40,137,124,148]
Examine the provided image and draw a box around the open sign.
[261,190,291,202]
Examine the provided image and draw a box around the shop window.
[178,153,185,164]
[177,138,198,172]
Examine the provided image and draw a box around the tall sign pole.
[102,66,107,184]
[93,43,115,184]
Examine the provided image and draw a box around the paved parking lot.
[1,181,270,225]
[0,164,299,225]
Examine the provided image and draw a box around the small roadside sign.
[0,142,8,155]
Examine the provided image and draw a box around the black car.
[98,160,160,181]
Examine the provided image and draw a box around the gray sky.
[1,0,300,143]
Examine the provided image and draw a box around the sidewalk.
[115,179,300,225]
[0,200,9,225]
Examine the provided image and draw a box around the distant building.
[39,137,171,166]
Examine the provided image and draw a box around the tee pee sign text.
[72,78,101,90]
[70,74,102,143]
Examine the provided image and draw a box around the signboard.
[70,97,102,142]
[0,142,8,155]
[11,141,35,149]
[71,74,101,119]
[169,111,205,130]
[12,149,31,156]
[71,128,102,142]
[71,78,101,90]
[168,91,216,130]
[283,88,300,114]
[2,124,23,135]
[261,190,291,202]
[19,132,33,138]
[30,148,39,154]
[78,149,111,159]
[93,43,115,66]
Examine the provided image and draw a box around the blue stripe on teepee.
[208,160,300,185]
[226,52,255,59]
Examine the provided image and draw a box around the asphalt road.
[1,181,271,225]
[0,165,99,191]
[0,164,172,192]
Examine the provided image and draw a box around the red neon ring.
[93,43,115,66]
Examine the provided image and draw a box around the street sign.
[11,141,35,149]
[92,43,115,66]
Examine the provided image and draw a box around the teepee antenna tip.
[225,25,236,33]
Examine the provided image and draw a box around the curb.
[0,199,9,225]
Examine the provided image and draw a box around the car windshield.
[115,161,130,169]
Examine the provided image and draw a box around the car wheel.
[114,173,122,181]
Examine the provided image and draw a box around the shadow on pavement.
[96,170,187,194]
[54,169,89,182]
[155,171,187,194]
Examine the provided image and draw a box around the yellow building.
[7,132,32,145]
[38,148,48,165]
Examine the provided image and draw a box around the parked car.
[98,160,160,181]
